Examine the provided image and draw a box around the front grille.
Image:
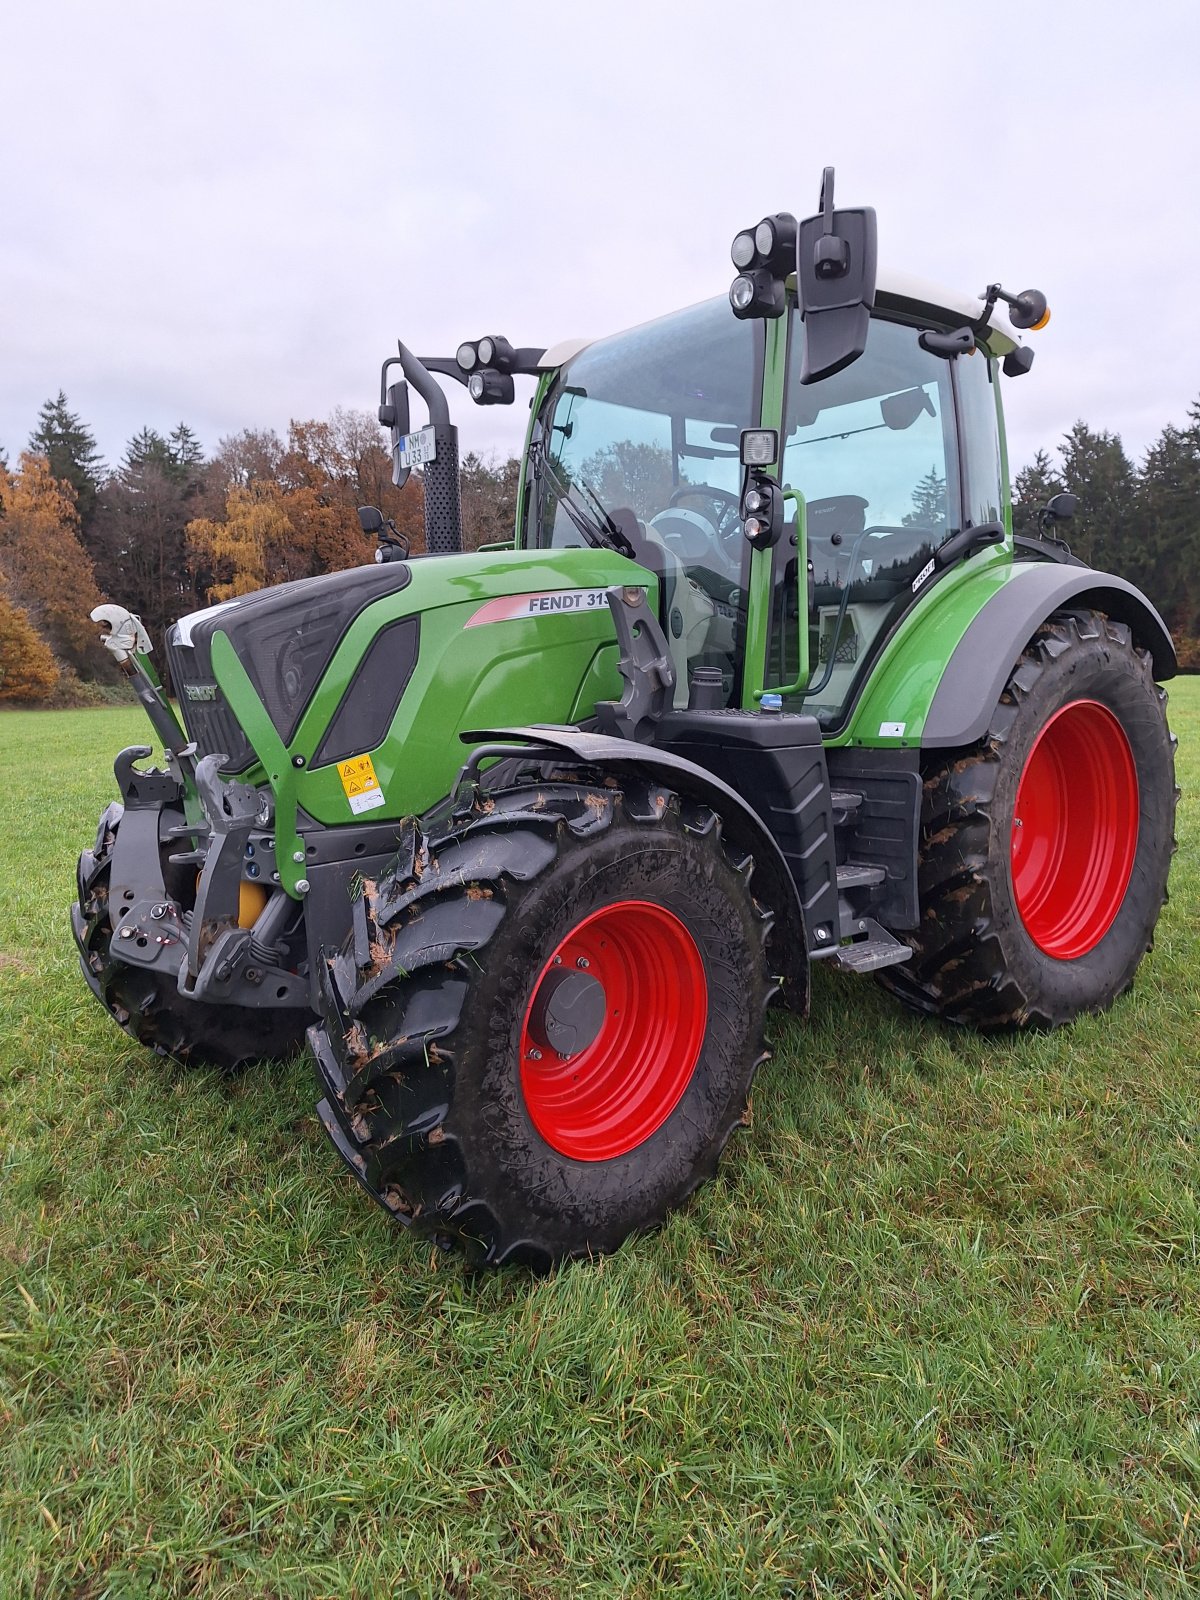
[165,633,257,774]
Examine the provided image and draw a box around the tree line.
[0,395,518,702]
[1,390,1198,704]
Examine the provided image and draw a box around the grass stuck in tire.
[2,693,1199,1599]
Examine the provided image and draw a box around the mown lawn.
[1,689,1197,1599]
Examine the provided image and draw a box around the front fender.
[463,724,809,1013]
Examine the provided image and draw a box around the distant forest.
[1,391,1197,704]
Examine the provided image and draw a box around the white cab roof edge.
[536,270,1024,371]
[173,598,239,646]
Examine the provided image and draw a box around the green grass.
[1,692,1197,1600]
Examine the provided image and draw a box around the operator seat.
[808,494,869,607]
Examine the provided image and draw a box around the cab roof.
[539,270,1025,371]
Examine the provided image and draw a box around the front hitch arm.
[182,754,259,980]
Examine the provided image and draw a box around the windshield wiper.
[530,442,636,560]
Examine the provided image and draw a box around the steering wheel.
[667,484,743,539]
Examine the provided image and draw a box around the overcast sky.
[2,0,1197,482]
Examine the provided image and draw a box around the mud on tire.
[72,803,308,1071]
[879,610,1178,1031]
[310,775,773,1268]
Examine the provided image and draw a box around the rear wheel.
[878,611,1177,1030]
[310,775,772,1268]
[72,803,308,1071]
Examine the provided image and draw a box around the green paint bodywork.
[831,544,1012,747]
[209,547,649,896]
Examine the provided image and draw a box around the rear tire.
[72,803,308,1071]
[310,775,772,1268]
[878,610,1177,1031]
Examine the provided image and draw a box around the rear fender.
[840,557,1175,751]
[463,725,809,1013]
[922,566,1176,748]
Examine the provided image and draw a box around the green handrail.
[751,486,809,701]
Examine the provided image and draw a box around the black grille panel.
[166,636,257,774]
[165,563,413,771]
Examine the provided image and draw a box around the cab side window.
[778,317,961,725]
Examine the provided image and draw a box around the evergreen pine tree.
[28,391,105,527]
[123,426,173,475]
[1056,423,1137,576]
[168,423,205,480]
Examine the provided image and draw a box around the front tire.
[879,610,1177,1030]
[310,776,772,1268]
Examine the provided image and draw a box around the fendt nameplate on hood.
[465,588,641,627]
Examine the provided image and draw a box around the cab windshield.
[529,298,762,705]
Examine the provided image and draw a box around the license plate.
[396,426,436,469]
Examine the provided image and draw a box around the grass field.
[1,690,1197,1599]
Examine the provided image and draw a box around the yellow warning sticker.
[337,753,386,815]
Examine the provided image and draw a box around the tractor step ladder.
[830,789,862,823]
[835,862,886,890]
[830,918,914,974]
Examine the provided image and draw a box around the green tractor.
[73,171,1177,1267]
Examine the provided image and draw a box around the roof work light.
[729,212,798,320]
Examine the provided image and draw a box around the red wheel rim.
[519,900,708,1161]
[1010,699,1139,959]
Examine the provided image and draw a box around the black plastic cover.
[172,563,413,762]
[312,617,420,767]
[654,708,840,947]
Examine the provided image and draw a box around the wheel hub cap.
[1010,698,1139,960]
[519,899,708,1162]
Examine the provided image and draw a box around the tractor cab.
[519,267,1025,732]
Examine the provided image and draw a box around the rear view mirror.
[1041,492,1078,527]
[378,376,412,489]
[881,387,935,431]
[357,505,384,535]
[796,167,877,385]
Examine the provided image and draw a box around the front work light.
[729,211,797,320]
[468,369,515,405]
[739,428,779,467]
[458,335,517,374]
[729,269,785,319]
[740,470,783,550]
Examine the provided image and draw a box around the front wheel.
[310,775,772,1268]
[878,610,1178,1030]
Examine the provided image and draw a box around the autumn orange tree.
[187,409,423,601]
[0,453,108,680]
[0,577,60,703]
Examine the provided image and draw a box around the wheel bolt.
[576,957,589,969]
[528,1048,542,1061]
[553,955,562,966]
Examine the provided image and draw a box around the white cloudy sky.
[2,0,1196,479]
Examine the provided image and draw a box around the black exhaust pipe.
[397,341,463,555]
